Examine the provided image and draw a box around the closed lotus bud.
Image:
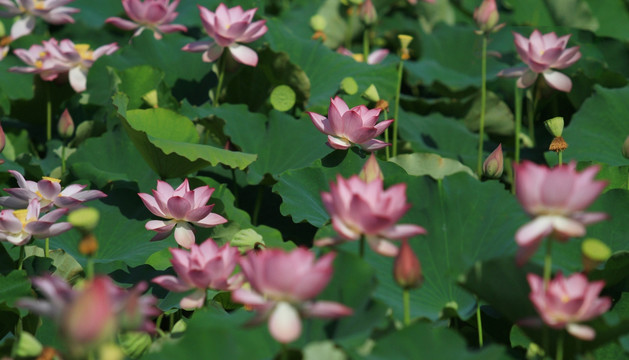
[359,0,377,25]
[398,34,413,60]
[581,238,611,273]
[393,239,423,290]
[474,0,500,33]
[544,117,564,137]
[483,144,503,178]
[58,109,75,139]
[359,153,383,182]
[622,135,629,159]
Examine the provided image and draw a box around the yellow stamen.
[561,294,570,303]
[13,209,30,226]
[34,0,46,10]
[42,176,61,183]
[74,44,94,61]
[35,60,43,68]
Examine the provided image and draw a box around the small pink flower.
[182,3,267,67]
[337,47,389,65]
[316,175,426,256]
[514,161,607,265]
[231,248,353,344]
[152,238,243,309]
[499,30,581,92]
[0,170,106,211]
[138,179,227,248]
[0,198,71,245]
[527,272,611,340]
[308,96,393,151]
[393,238,423,290]
[105,0,187,40]
[0,0,79,38]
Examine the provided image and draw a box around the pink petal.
[327,136,351,150]
[366,237,399,257]
[308,112,332,135]
[542,70,572,92]
[228,44,258,66]
[517,70,538,89]
[179,289,206,309]
[268,302,301,344]
[379,224,426,239]
[166,196,192,220]
[231,288,267,307]
[302,301,353,318]
[566,323,595,340]
[367,49,389,64]
[174,223,195,248]
[105,17,140,31]
[152,275,191,292]
[359,139,391,151]
[203,42,224,63]
[194,213,227,227]
[182,40,212,53]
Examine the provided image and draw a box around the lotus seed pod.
[544,117,564,137]
[340,77,359,95]
[68,207,100,232]
[582,238,611,273]
[362,84,380,102]
[309,15,327,31]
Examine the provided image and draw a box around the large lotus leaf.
[464,91,515,136]
[362,173,527,321]
[397,108,483,169]
[389,153,476,180]
[561,85,629,166]
[500,0,554,27]
[73,0,122,28]
[0,56,35,114]
[113,94,256,178]
[405,25,508,92]
[0,270,31,308]
[583,0,629,42]
[114,65,165,110]
[263,18,398,110]
[541,0,598,31]
[143,307,279,360]
[273,150,407,227]
[461,257,629,358]
[366,322,509,360]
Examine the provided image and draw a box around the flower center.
[42,176,61,183]
[34,0,46,10]
[13,209,32,228]
[74,44,94,61]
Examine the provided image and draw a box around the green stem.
[476,298,484,347]
[86,256,94,280]
[476,36,488,176]
[46,84,51,141]
[359,235,365,259]
[17,246,25,270]
[384,109,390,160]
[543,238,553,290]
[556,331,564,360]
[213,55,226,108]
[392,60,404,157]
[156,314,163,332]
[403,289,411,326]
[558,151,563,166]
[362,27,370,63]
[514,84,523,165]
[44,237,49,258]
[252,186,263,226]
[281,343,289,360]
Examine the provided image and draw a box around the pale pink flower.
[0,170,106,211]
[0,0,79,38]
[182,3,267,67]
[337,47,389,65]
[0,198,71,245]
[138,179,227,249]
[514,161,607,265]
[10,41,66,79]
[499,30,581,92]
[152,238,243,309]
[105,0,187,40]
[527,273,611,340]
[308,96,393,151]
[231,248,353,344]
[316,175,426,256]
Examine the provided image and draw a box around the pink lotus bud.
[393,239,423,290]
[474,0,500,33]
[58,109,74,139]
[359,154,383,182]
[359,0,377,25]
[63,277,116,345]
[482,144,503,178]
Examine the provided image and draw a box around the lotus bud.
[231,228,266,253]
[68,207,100,232]
[58,109,75,139]
[474,0,500,34]
[362,84,380,103]
[482,144,503,178]
[398,34,413,60]
[581,238,611,273]
[622,135,629,159]
[359,154,383,182]
[393,239,423,290]
[359,0,377,25]
[544,117,564,137]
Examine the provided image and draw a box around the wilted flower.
[514,161,607,265]
[0,198,71,246]
[316,175,426,256]
[138,179,227,248]
[474,0,503,34]
[499,30,581,92]
[0,0,79,38]
[337,47,388,65]
[482,143,503,178]
[152,238,243,309]
[527,272,611,340]
[105,0,187,40]
[182,3,267,67]
[231,248,353,344]
[0,170,106,210]
[57,108,74,138]
[393,239,423,290]
[308,96,392,151]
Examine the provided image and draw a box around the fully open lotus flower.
[0,0,79,38]
[499,30,581,92]
[0,198,71,245]
[514,161,607,265]
[0,170,106,211]
[105,0,187,40]
[316,175,426,256]
[231,248,353,344]
[138,179,227,249]
[337,47,389,65]
[527,273,611,340]
[152,238,243,309]
[182,3,267,67]
[308,96,393,151]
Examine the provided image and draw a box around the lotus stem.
[558,151,563,166]
[345,5,357,49]
[362,27,370,64]
[86,257,94,280]
[543,238,553,290]
[403,289,411,326]
[476,35,488,176]
[392,59,404,157]
[556,331,564,360]
[476,298,484,347]
[46,84,51,141]
[213,54,226,108]
[45,237,49,258]
[17,246,24,270]
[359,235,365,259]
[61,144,66,177]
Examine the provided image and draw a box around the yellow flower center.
[74,44,94,61]
[561,294,571,303]
[34,0,46,10]
[13,209,32,227]
[42,176,61,183]
[352,54,365,63]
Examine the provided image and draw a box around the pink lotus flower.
[231,248,353,344]
[152,238,243,309]
[0,170,106,211]
[527,272,611,340]
[393,238,423,290]
[105,0,187,40]
[499,30,581,92]
[308,96,393,151]
[337,47,389,65]
[0,0,79,38]
[138,179,227,249]
[182,3,267,67]
[514,161,607,265]
[316,175,426,256]
[0,198,71,245]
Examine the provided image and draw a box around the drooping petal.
[152,275,191,292]
[566,323,595,340]
[542,70,572,92]
[68,66,88,92]
[174,222,195,248]
[302,300,353,318]
[268,302,301,344]
[228,44,258,66]
[179,288,206,309]
[326,136,351,150]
